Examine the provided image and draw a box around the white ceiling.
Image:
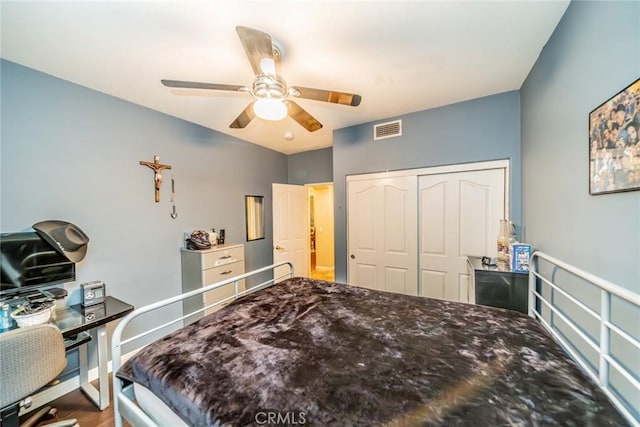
[1,1,569,155]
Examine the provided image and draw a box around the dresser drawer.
[202,245,244,269]
[181,244,245,319]
[203,260,244,285]
[203,261,245,314]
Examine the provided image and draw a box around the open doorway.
[308,183,334,281]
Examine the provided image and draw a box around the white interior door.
[419,168,505,302]
[347,176,417,295]
[272,183,308,281]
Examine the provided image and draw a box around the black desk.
[62,296,133,410]
[3,296,133,410]
[52,296,133,344]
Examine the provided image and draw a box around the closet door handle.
[350,254,355,259]
[275,245,284,250]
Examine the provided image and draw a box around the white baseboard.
[21,349,140,416]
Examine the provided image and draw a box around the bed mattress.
[117,277,626,426]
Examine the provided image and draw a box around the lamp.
[254,98,287,121]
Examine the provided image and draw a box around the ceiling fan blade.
[236,26,277,77]
[229,102,256,129]
[284,101,323,132]
[161,79,248,92]
[290,86,361,107]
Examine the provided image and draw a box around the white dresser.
[180,243,245,318]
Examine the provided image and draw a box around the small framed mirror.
[245,195,265,241]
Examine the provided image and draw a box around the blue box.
[510,244,531,272]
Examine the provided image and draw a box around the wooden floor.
[310,268,334,282]
[20,381,125,427]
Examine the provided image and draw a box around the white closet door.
[419,168,505,302]
[347,176,417,295]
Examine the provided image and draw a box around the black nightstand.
[468,256,528,314]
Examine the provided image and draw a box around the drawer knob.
[219,255,232,260]
[220,270,233,275]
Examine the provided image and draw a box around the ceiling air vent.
[374,120,402,141]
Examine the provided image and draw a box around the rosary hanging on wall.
[170,174,177,219]
[139,155,177,219]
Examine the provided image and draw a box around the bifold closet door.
[347,176,417,295]
[419,168,505,302]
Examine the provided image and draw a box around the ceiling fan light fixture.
[163,26,361,132]
[254,98,287,121]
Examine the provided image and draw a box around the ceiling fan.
[161,26,361,132]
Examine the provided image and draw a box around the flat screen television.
[0,231,75,298]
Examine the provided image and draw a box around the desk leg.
[79,324,109,410]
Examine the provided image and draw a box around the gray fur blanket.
[117,277,625,426]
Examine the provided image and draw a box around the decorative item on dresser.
[180,243,245,320]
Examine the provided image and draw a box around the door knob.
[275,245,284,250]
[350,254,355,259]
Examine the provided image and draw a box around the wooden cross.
[140,155,172,202]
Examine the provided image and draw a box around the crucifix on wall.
[140,155,172,202]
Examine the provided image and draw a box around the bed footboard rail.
[528,251,640,426]
[111,261,294,427]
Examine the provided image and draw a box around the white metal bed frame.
[111,253,640,426]
[111,261,295,427]
[529,251,639,426]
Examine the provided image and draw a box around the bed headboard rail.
[113,260,294,353]
[111,261,294,427]
[528,251,640,426]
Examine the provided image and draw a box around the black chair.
[0,324,78,427]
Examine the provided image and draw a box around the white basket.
[11,307,52,327]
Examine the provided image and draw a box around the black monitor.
[0,231,75,298]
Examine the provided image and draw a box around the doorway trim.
[306,182,335,281]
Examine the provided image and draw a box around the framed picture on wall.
[245,195,265,241]
[589,78,640,195]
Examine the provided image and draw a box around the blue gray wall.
[0,59,287,316]
[287,147,333,185]
[521,1,639,293]
[333,91,522,282]
[521,1,639,418]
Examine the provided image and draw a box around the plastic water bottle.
[0,303,12,329]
